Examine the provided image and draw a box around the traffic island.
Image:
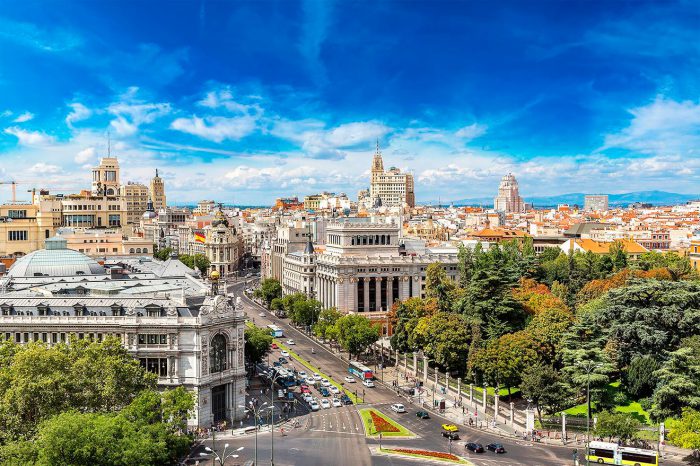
[359,408,415,438]
[378,447,472,464]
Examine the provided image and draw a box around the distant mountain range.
[419,191,700,208]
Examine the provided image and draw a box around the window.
[108,214,121,227]
[8,210,27,219]
[141,358,168,377]
[621,452,656,464]
[590,449,614,459]
[210,334,227,373]
[8,230,28,241]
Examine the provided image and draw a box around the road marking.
[309,429,363,436]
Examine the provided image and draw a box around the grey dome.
[8,237,106,277]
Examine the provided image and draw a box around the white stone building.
[369,143,415,208]
[493,173,525,213]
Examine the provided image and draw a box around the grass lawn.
[563,381,651,425]
[380,447,472,464]
[359,408,415,438]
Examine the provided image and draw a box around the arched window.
[142,247,148,253]
[129,248,135,254]
[210,334,227,373]
[136,248,141,253]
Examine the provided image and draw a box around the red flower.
[369,410,400,433]
[389,448,461,461]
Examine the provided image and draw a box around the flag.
[194,232,205,243]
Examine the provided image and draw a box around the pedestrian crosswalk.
[306,407,363,435]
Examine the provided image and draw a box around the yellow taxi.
[441,423,459,432]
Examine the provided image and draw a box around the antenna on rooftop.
[107,131,111,157]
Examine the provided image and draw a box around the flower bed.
[369,410,399,433]
[382,448,469,464]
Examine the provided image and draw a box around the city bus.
[267,324,283,338]
[348,361,374,380]
[587,441,658,466]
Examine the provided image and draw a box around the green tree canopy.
[411,311,471,374]
[594,411,641,443]
[335,314,380,360]
[313,308,342,341]
[651,336,700,422]
[244,326,273,366]
[254,278,282,308]
[666,408,700,453]
[520,364,570,423]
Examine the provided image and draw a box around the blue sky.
[0,0,698,204]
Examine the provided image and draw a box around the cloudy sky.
[0,0,698,204]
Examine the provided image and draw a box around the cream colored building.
[0,201,59,257]
[186,210,243,276]
[57,228,154,257]
[369,144,415,208]
[120,182,150,227]
[91,157,121,196]
[149,169,167,211]
[493,173,525,213]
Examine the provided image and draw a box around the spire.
[155,168,159,178]
[371,140,384,172]
[376,138,380,155]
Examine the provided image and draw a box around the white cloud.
[75,147,97,164]
[170,115,257,143]
[198,88,263,116]
[4,126,54,145]
[601,97,700,157]
[29,162,61,174]
[325,122,390,148]
[107,88,171,136]
[65,103,92,127]
[455,123,487,140]
[12,111,34,123]
[0,110,12,118]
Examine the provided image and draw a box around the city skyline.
[1,1,699,204]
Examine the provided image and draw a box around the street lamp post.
[199,444,244,465]
[578,361,601,466]
[239,403,268,466]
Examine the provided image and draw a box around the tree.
[666,408,700,455]
[153,247,172,261]
[244,326,273,366]
[313,308,342,341]
[193,254,211,274]
[608,241,628,272]
[425,263,455,312]
[254,279,282,308]
[335,314,380,360]
[389,297,438,353]
[411,312,471,374]
[520,364,570,424]
[291,298,322,327]
[625,355,660,398]
[594,411,641,443]
[457,243,475,289]
[651,336,700,422]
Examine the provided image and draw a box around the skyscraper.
[493,173,524,213]
[369,142,415,208]
[584,194,609,212]
[149,169,167,211]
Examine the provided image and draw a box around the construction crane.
[0,181,17,202]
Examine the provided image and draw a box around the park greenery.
[153,247,211,274]
[0,337,194,465]
[244,325,274,366]
[385,239,700,448]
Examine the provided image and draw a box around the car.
[391,403,406,413]
[298,371,307,378]
[465,443,484,453]
[441,424,459,432]
[362,379,375,388]
[486,443,505,454]
[442,431,460,440]
[344,375,355,383]
[313,373,322,381]
[329,386,340,395]
[321,378,331,387]
[340,394,353,405]
[302,393,313,403]
[271,343,278,350]
[280,350,290,357]
[300,385,311,394]
[309,400,320,411]
[416,411,430,419]
[259,312,266,317]
[286,339,295,345]
[320,399,331,409]
[278,357,288,364]
[305,377,316,385]
[273,361,281,367]
[319,387,330,397]
[332,398,342,408]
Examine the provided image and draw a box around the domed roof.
[8,237,106,278]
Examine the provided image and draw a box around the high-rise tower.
[493,173,524,213]
[368,142,415,208]
[149,169,167,211]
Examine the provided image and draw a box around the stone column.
[403,353,408,375]
[510,402,515,425]
[386,277,393,310]
[494,393,500,419]
[434,371,438,396]
[457,378,462,400]
[423,356,428,383]
[562,412,567,444]
[399,276,409,300]
[469,384,473,404]
[445,371,449,392]
[412,352,418,377]
[363,277,370,312]
[375,277,382,311]
[482,387,487,411]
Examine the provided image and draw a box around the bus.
[587,441,658,466]
[348,361,374,380]
[267,324,283,338]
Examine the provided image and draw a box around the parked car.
[344,376,355,383]
[329,386,340,395]
[362,379,375,388]
[416,411,430,419]
[390,403,406,413]
[332,398,342,408]
[442,430,460,440]
[465,443,484,453]
[280,350,290,357]
[486,443,505,454]
[320,399,331,409]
